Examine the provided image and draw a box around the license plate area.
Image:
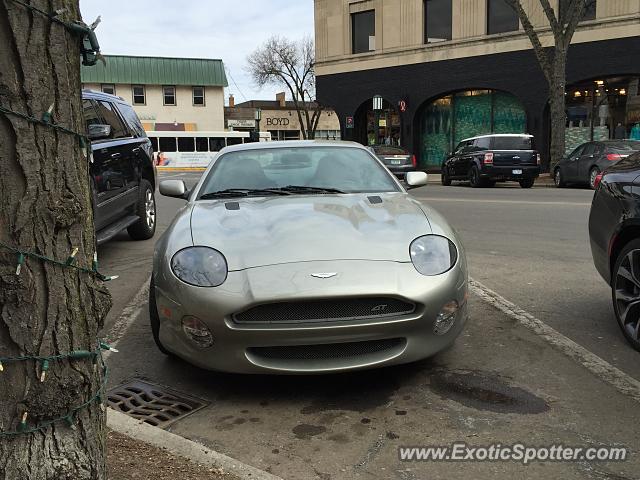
[512,169,523,175]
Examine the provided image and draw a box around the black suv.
[82,90,156,244]
[441,134,541,188]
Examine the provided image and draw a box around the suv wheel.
[554,168,565,188]
[128,179,156,240]
[589,167,600,190]
[519,178,535,189]
[611,239,640,352]
[441,168,452,186]
[149,277,172,355]
[469,166,483,188]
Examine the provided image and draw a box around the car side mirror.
[87,124,111,140]
[159,180,189,199]
[405,171,428,189]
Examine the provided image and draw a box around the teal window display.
[418,90,526,169]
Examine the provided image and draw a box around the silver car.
[151,141,468,374]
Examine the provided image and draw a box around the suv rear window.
[492,136,533,150]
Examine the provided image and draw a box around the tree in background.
[247,36,322,139]
[505,0,596,171]
[0,0,111,478]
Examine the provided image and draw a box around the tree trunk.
[548,49,567,172]
[0,1,111,479]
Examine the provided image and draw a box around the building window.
[559,0,596,22]
[351,10,375,54]
[132,85,146,105]
[101,84,115,95]
[424,0,452,43]
[487,0,519,35]
[193,86,205,106]
[163,86,176,106]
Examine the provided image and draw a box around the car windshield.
[606,141,640,153]
[197,146,400,198]
[492,136,533,150]
[373,146,408,155]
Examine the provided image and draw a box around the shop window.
[227,137,243,146]
[149,137,159,152]
[177,137,195,152]
[196,137,209,152]
[159,137,177,152]
[209,137,226,151]
[101,84,115,95]
[132,85,145,105]
[559,0,596,22]
[487,0,519,35]
[424,0,452,43]
[352,10,375,54]
[193,86,205,106]
[163,86,176,106]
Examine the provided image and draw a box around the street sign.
[379,119,387,127]
[346,116,354,129]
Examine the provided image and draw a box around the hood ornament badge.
[311,272,338,279]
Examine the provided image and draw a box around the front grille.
[233,297,415,324]
[248,338,405,361]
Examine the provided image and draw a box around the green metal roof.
[81,55,228,87]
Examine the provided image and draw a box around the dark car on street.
[554,140,640,189]
[589,151,640,351]
[368,145,417,178]
[82,90,157,245]
[441,134,541,188]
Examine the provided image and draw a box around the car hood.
[190,193,432,270]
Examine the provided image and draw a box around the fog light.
[433,300,459,336]
[181,316,214,348]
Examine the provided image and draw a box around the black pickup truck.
[441,134,541,188]
[83,90,157,244]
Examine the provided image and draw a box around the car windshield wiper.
[199,188,292,200]
[278,185,345,194]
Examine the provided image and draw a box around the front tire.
[589,167,600,190]
[611,239,640,352]
[469,166,483,188]
[519,178,535,189]
[554,168,565,188]
[128,179,156,240]
[149,277,172,355]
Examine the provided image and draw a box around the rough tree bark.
[0,1,111,479]
[506,0,593,172]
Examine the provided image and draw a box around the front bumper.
[152,259,468,374]
[481,165,540,180]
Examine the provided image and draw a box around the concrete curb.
[107,408,283,480]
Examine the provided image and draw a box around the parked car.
[588,151,640,351]
[441,134,541,188]
[82,90,157,244]
[555,140,640,189]
[368,145,417,178]
[150,140,468,373]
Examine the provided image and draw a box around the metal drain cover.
[107,380,208,428]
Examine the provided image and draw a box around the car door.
[84,99,112,231]
[564,144,585,182]
[449,141,469,177]
[93,100,138,216]
[577,143,597,182]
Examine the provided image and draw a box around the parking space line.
[417,198,591,207]
[470,277,640,403]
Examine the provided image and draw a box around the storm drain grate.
[107,380,208,428]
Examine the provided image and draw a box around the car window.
[492,136,533,150]
[116,103,146,138]
[582,143,596,156]
[95,101,129,139]
[593,143,604,155]
[474,137,491,150]
[82,99,102,133]
[198,147,399,196]
[453,142,466,155]
[567,145,585,159]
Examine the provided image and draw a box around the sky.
[79,0,314,103]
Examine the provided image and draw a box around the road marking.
[418,197,591,207]
[470,277,640,403]
[103,277,150,359]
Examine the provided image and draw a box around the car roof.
[221,139,369,153]
[82,89,127,104]
[461,133,534,142]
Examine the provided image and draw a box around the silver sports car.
[151,141,468,373]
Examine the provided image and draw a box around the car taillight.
[411,154,417,167]
[536,153,541,165]
[607,153,622,161]
[483,152,494,164]
[593,172,603,189]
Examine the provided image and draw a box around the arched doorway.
[563,75,640,155]
[415,89,527,170]
[353,98,401,147]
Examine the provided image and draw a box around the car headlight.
[409,235,458,276]
[171,247,228,287]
